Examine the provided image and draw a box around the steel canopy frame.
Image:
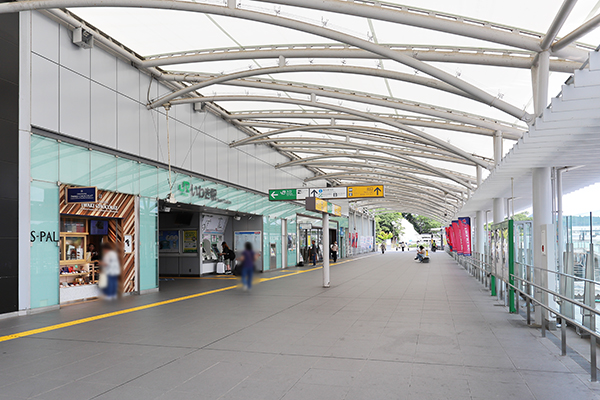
[151,63,476,108]
[275,153,476,184]
[235,119,501,137]
[170,94,492,169]
[258,0,591,60]
[162,76,525,135]
[0,0,533,122]
[144,44,581,72]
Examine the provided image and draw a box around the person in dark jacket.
[309,240,318,266]
[238,242,258,290]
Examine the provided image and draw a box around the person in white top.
[330,241,339,263]
[101,242,121,299]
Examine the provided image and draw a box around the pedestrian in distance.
[238,242,258,290]
[380,242,386,254]
[309,240,318,266]
[401,242,406,252]
[330,241,339,263]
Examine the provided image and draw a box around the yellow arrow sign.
[347,185,384,198]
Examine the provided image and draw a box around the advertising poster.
[183,230,198,253]
[287,233,296,251]
[458,217,472,256]
[445,226,452,251]
[159,230,180,253]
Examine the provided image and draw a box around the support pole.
[533,167,552,326]
[533,51,551,117]
[323,212,330,288]
[493,131,503,167]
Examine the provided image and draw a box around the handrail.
[515,260,600,286]
[452,250,599,381]
[512,275,600,316]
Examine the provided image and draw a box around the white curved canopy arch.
[1,1,596,219]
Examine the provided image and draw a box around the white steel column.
[532,50,551,117]
[533,167,552,325]
[476,165,485,257]
[323,212,330,287]
[493,198,505,224]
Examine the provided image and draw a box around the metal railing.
[451,250,600,382]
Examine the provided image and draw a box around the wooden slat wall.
[60,185,137,292]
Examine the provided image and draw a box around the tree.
[375,212,404,240]
[402,213,441,234]
[511,212,532,221]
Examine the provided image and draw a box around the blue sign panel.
[66,186,97,204]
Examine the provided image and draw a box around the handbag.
[98,272,108,289]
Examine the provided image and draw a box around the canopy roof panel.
[4,0,600,221]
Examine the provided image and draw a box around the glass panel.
[59,142,90,186]
[287,217,297,267]
[30,181,60,309]
[158,168,172,200]
[31,135,59,182]
[90,151,117,191]
[64,236,86,261]
[139,197,158,291]
[60,218,87,233]
[117,158,139,195]
[139,164,158,198]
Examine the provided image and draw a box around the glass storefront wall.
[30,134,350,302]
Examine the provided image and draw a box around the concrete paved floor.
[1,251,599,399]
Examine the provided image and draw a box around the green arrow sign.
[269,189,297,201]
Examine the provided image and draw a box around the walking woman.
[238,242,258,290]
[100,242,121,300]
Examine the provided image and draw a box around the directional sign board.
[270,186,384,201]
[347,185,384,199]
[306,197,342,216]
[269,189,298,201]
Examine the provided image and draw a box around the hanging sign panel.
[347,185,384,198]
[269,185,384,201]
[306,197,341,216]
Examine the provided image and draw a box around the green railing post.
[508,219,516,313]
[491,275,496,296]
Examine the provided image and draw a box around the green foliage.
[402,213,441,234]
[377,231,393,242]
[511,212,533,221]
[375,212,404,240]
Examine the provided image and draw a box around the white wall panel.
[216,139,229,182]
[91,47,116,90]
[175,121,191,171]
[203,135,218,178]
[238,151,248,187]
[31,54,59,131]
[117,94,140,155]
[190,108,207,132]
[117,60,139,101]
[91,82,116,148]
[59,67,90,141]
[59,25,90,77]
[139,107,157,160]
[32,12,58,62]
[29,13,319,196]
[229,149,240,185]
[156,110,169,164]
[190,128,205,173]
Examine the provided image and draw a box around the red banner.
[458,217,472,256]
[451,221,461,255]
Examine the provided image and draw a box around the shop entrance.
[58,185,136,303]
